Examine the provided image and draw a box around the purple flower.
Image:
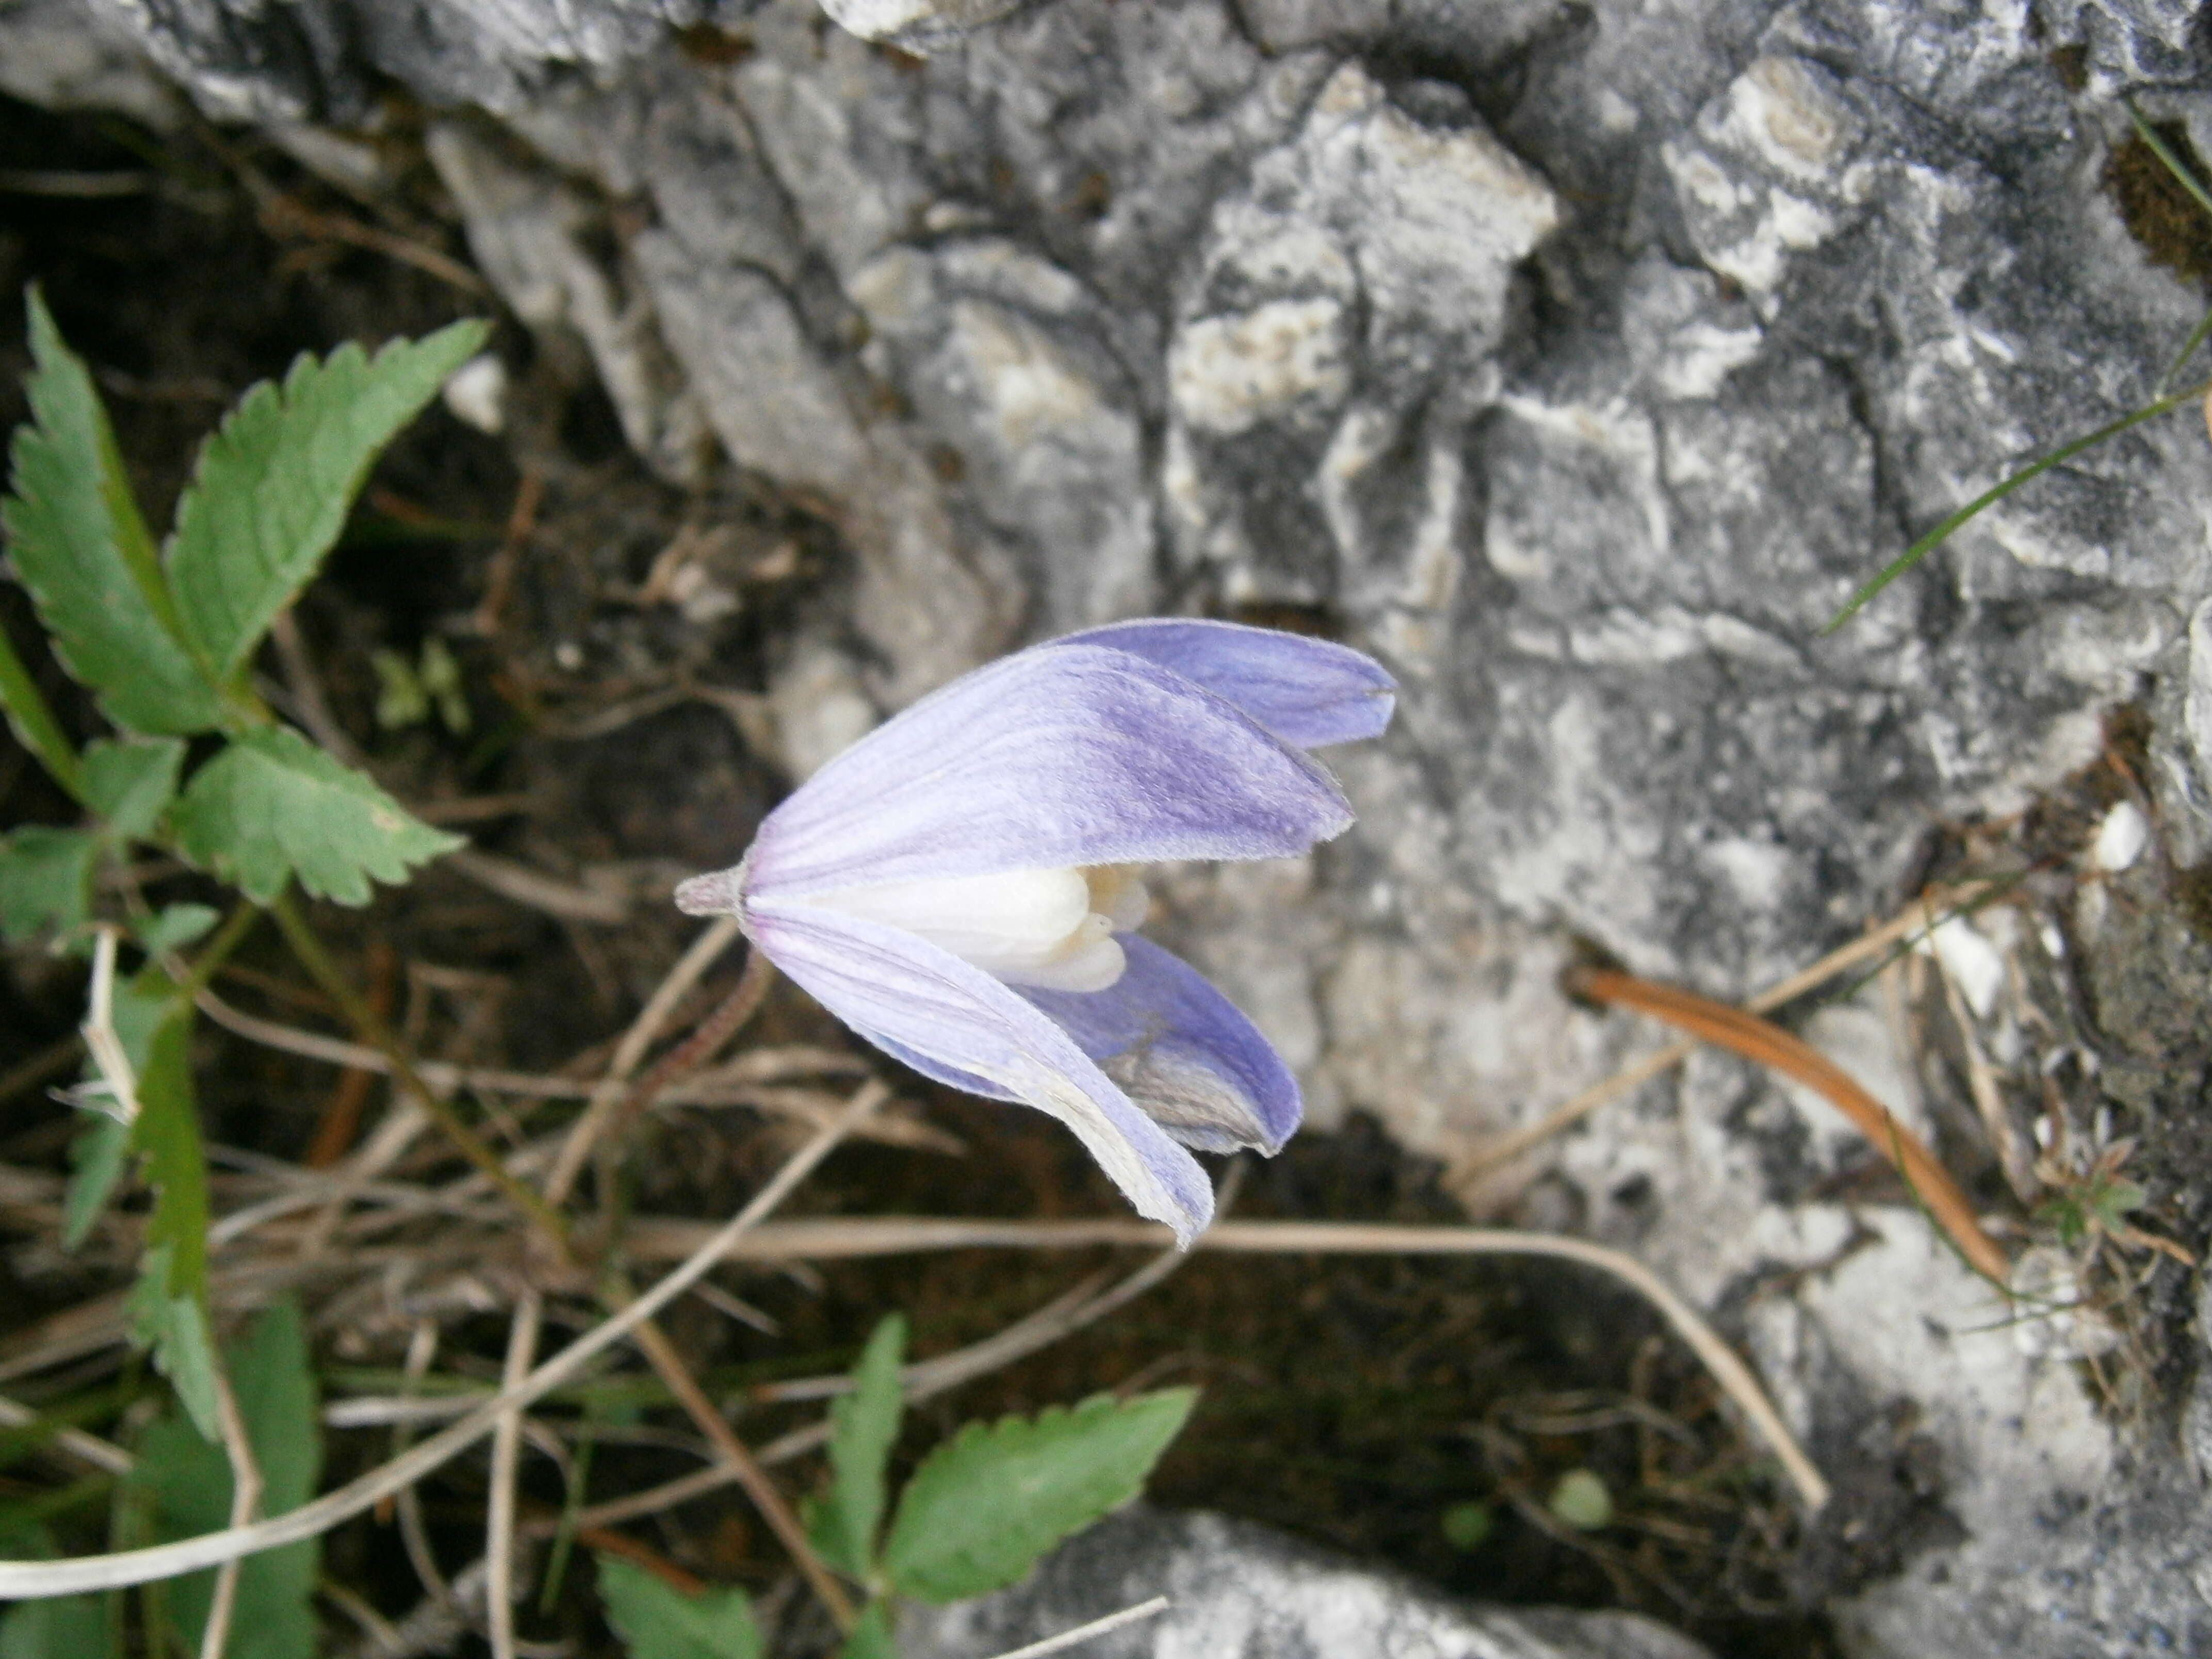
[675,619,1394,1243]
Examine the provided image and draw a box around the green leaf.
[0,1587,110,1659]
[165,320,489,678]
[2092,1179,2149,1227]
[0,614,85,803]
[1,289,223,734]
[0,1527,115,1659]
[171,725,464,905]
[125,1251,220,1443]
[596,1556,761,1659]
[133,902,220,955]
[0,824,97,942]
[136,1299,321,1659]
[420,637,471,734]
[370,647,429,730]
[881,1389,1197,1604]
[81,736,186,842]
[61,1110,129,1249]
[122,987,219,1438]
[808,1314,905,1580]
[834,1601,895,1659]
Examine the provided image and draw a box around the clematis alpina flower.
[674,619,1394,1244]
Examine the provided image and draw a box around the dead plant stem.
[200,1367,265,1659]
[544,915,742,1207]
[1570,965,2009,1283]
[626,1314,855,1630]
[978,1596,1172,1659]
[1462,881,1994,1177]
[0,1081,884,1599]
[267,892,568,1242]
[614,1213,1828,1511]
[485,1292,542,1659]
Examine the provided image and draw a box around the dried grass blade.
[1571,967,2008,1283]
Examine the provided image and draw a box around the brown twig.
[1925,915,2038,1201]
[306,941,396,1169]
[539,916,848,1629]
[570,1526,704,1596]
[256,192,489,296]
[544,918,744,1207]
[470,469,543,640]
[627,1316,855,1630]
[594,950,777,1181]
[1567,965,2010,1284]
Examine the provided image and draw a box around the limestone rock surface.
[895,1505,1718,1659]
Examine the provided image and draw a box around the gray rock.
[817,0,1028,52]
[894,1505,1717,1659]
[426,121,712,485]
[0,0,178,127]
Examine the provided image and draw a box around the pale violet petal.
[746,643,1351,901]
[858,1027,1018,1103]
[747,896,1216,1243]
[1059,619,1395,748]
[1020,936,1300,1154]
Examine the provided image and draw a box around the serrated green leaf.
[137,1299,321,1659]
[171,726,464,904]
[596,1556,761,1659]
[834,1601,895,1659]
[82,736,186,842]
[881,1389,1197,1604]
[0,613,85,803]
[122,989,219,1438]
[62,1111,129,1250]
[0,824,97,943]
[808,1314,905,1580]
[134,902,220,955]
[0,1586,111,1659]
[0,1527,113,1659]
[1,289,223,735]
[109,960,173,1068]
[165,320,489,678]
[125,1253,220,1442]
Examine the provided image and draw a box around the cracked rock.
[895,1505,1717,1659]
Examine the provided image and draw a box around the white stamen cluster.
[802,865,1150,992]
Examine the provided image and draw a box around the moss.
[2103,123,2212,289]
[2174,858,2212,941]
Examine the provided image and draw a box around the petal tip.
[674,867,743,916]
